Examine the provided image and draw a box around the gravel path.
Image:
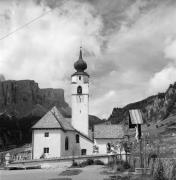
[0,165,109,180]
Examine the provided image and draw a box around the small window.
[77,86,82,94]
[44,132,49,137]
[44,147,49,153]
[65,136,69,150]
[76,134,79,143]
[79,76,81,80]
[81,149,87,155]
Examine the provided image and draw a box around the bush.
[87,159,94,165]
[122,161,131,169]
[79,159,94,167]
[71,161,78,167]
[115,161,130,172]
[79,161,88,167]
[116,165,124,172]
[94,160,104,165]
[170,162,176,180]
[153,160,166,180]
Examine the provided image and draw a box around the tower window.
[79,76,81,80]
[77,86,82,94]
[76,134,80,143]
[65,136,69,150]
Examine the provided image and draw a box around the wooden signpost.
[129,109,146,174]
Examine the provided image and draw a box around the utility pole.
[139,137,143,169]
[144,133,146,174]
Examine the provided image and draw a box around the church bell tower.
[71,47,89,136]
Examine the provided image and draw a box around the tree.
[121,138,132,162]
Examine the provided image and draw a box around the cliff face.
[0,80,70,118]
[0,80,71,148]
[108,82,176,125]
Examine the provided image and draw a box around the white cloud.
[90,90,117,118]
[149,38,176,94]
[164,38,176,61]
[0,0,103,89]
[1,0,176,119]
[148,65,176,94]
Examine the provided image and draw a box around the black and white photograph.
[0,0,176,180]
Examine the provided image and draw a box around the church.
[32,48,94,159]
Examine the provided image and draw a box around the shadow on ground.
[59,169,82,176]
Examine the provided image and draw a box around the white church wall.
[79,136,93,155]
[60,131,81,157]
[33,129,62,159]
[60,131,93,157]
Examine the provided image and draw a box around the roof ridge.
[50,108,65,131]
[75,129,93,142]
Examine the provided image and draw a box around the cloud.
[149,65,176,94]
[0,0,103,87]
[149,37,176,94]
[1,0,176,118]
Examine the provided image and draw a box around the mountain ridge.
[108,82,176,127]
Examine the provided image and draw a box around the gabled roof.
[32,106,93,142]
[32,106,74,131]
[94,124,125,139]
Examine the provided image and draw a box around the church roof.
[32,106,93,142]
[94,124,125,139]
[32,106,74,130]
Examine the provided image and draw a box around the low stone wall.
[8,154,123,169]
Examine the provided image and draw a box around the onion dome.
[74,47,87,72]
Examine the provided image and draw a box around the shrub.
[153,160,166,180]
[170,162,176,180]
[115,161,130,172]
[116,164,124,172]
[79,159,94,167]
[122,161,131,169]
[71,161,78,167]
[87,159,94,165]
[94,160,104,165]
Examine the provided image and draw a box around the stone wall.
[8,154,120,169]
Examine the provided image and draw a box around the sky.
[0,0,176,118]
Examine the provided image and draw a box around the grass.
[103,174,152,180]
[130,175,151,180]
[59,169,82,176]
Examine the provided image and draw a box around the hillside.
[107,82,176,157]
[108,82,176,126]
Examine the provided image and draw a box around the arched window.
[76,134,80,143]
[65,136,69,150]
[77,86,82,94]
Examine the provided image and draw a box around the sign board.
[129,109,143,125]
